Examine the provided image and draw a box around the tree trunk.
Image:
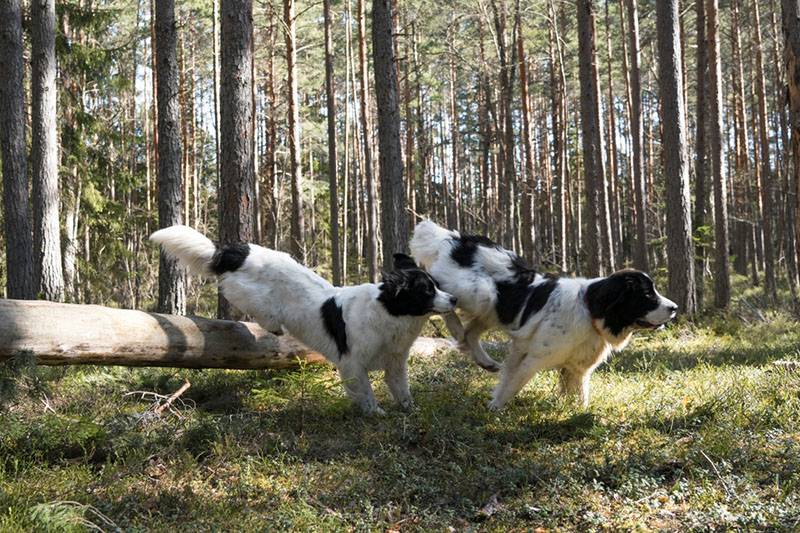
[323,0,342,286]
[284,0,306,262]
[516,1,535,260]
[0,0,35,299]
[705,0,730,308]
[218,0,255,318]
[357,0,378,280]
[656,0,697,315]
[577,0,605,277]
[754,0,778,303]
[694,0,708,310]
[155,0,186,315]
[372,0,408,268]
[784,0,800,292]
[30,0,63,302]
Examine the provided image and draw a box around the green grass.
[1,308,799,531]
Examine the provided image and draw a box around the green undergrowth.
[1,305,798,531]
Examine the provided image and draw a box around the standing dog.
[151,225,456,415]
[410,220,678,410]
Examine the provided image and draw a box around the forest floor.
[1,279,799,531]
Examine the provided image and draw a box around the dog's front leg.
[462,319,501,372]
[559,368,591,408]
[383,355,413,410]
[338,365,384,415]
[443,312,466,343]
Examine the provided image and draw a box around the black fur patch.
[321,297,348,355]
[450,234,500,267]
[585,270,661,336]
[378,268,438,316]
[518,276,559,326]
[211,243,250,275]
[495,266,539,325]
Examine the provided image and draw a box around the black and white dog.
[151,225,456,415]
[410,220,678,410]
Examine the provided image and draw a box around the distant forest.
[1,0,800,317]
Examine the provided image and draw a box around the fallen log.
[0,300,454,370]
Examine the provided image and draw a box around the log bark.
[0,300,453,370]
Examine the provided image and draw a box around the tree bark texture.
[656,0,697,315]
[0,300,452,370]
[372,0,408,269]
[285,0,306,262]
[30,0,64,302]
[155,0,186,315]
[0,0,36,299]
[577,0,605,277]
[705,0,730,308]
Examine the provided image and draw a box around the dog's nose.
[450,296,458,306]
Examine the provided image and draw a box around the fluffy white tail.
[410,219,456,268]
[149,225,217,277]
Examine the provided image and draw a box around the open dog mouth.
[635,319,661,329]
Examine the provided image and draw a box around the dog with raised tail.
[150,225,456,415]
[410,220,678,410]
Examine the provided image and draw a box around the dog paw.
[487,399,505,411]
[478,360,501,373]
[363,405,386,417]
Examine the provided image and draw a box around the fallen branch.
[0,300,454,370]
[154,379,191,415]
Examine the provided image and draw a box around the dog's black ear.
[393,253,418,270]
[586,276,630,318]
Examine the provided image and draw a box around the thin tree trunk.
[0,0,35,299]
[577,0,605,277]
[706,0,730,308]
[372,0,408,268]
[323,0,341,286]
[754,0,778,303]
[656,0,697,315]
[516,1,534,259]
[694,0,708,309]
[284,0,305,261]
[358,0,378,280]
[218,0,255,318]
[155,0,186,315]
[625,0,648,270]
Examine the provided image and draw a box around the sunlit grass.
[1,302,799,530]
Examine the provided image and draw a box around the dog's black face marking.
[211,243,250,275]
[321,297,348,355]
[518,276,559,327]
[585,270,661,336]
[378,254,440,316]
[450,234,500,267]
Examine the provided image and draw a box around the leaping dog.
[151,225,456,415]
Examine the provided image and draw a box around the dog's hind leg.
[383,355,413,410]
[338,365,384,415]
[488,349,548,410]
[461,318,501,372]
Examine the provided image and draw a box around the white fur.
[151,225,454,415]
[410,220,677,410]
